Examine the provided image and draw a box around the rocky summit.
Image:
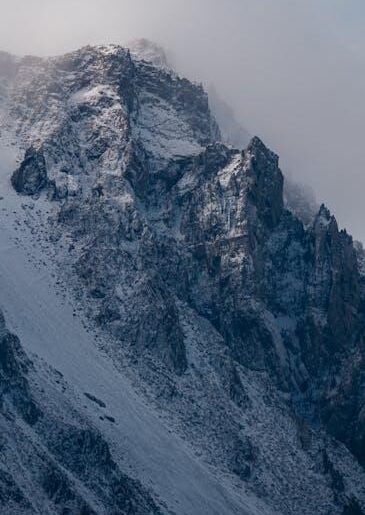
[0,41,364,514]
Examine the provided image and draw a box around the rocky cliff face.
[1,41,365,514]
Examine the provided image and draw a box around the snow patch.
[70,85,119,105]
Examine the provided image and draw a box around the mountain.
[0,41,364,514]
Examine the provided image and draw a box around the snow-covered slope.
[0,42,365,515]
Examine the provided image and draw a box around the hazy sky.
[1,0,365,241]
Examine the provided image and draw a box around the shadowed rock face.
[0,311,40,425]
[2,42,365,514]
[11,147,48,195]
[156,136,365,464]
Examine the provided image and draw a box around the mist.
[1,0,365,241]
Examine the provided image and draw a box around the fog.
[1,0,365,241]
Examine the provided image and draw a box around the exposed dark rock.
[45,425,162,514]
[11,147,48,195]
[0,469,32,512]
[343,498,365,515]
[84,392,106,408]
[0,313,40,425]
[246,136,284,228]
[230,435,256,480]
[41,466,96,514]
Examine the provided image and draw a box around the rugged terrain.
[0,41,364,514]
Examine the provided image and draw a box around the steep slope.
[0,42,365,514]
[0,306,162,514]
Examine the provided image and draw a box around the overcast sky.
[1,0,365,241]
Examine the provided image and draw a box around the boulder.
[11,147,48,195]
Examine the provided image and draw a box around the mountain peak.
[314,203,337,229]
[247,136,279,165]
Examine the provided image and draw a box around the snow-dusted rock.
[1,41,365,514]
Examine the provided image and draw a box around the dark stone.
[84,392,106,408]
[11,147,48,195]
[0,469,31,509]
[230,435,256,480]
[0,323,41,426]
[342,498,364,515]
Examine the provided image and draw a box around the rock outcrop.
[11,147,48,195]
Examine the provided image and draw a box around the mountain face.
[0,42,365,514]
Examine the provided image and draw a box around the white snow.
[217,153,243,188]
[133,92,203,168]
[96,44,121,57]
[70,85,119,106]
